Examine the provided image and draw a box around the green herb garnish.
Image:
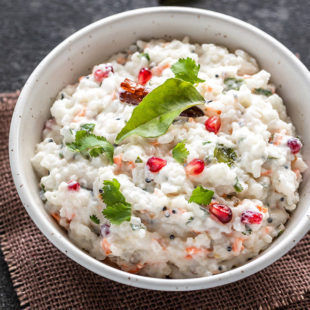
[89,214,100,224]
[224,77,244,91]
[189,185,214,205]
[254,88,272,96]
[41,184,46,192]
[171,58,205,84]
[139,52,150,61]
[202,141,212,145]
[234,177,243,193]
[115,78,205,143]
[80,123,95,133]
[186,216,194,224]
[214,144,237,167]
[67,125,114,163]
[135,156,143,163]
[101,179,131,225]
[172,142,189,164]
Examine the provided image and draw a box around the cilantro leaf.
[189,185,214,205]
[67,129,114,163]
[139,52,150,61]
[234,177,243,193]
[224,77,244,91]
[89,214,100,224]
[171,58,205,84]
[172,142,189,164]
[102,203,131,225]
[80,123,95,133]
[101,179,131,225]
[254,88,272,96]
[115,78,205,143]
[214,144,237,167]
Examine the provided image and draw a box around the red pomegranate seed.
[287,138,301,154]
[209,203,232,224]
[67,180,80,191]
[241,211,263,225]
[138,68,152,85]
[94,65,114,82]
[205,115,221,134]
[185,159,205,175]
[147,157,167,172]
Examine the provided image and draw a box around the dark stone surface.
[0,0,309,308]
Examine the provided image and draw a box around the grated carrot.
[101,238,112,255]
[273,135,283,146]
[204,106,222,117]
[78,76,85,82]
[51,212,60,223]
[113,154,123,167]
[261,169,272,176]
[128,161,135,169]
[293,168,301,178]
[151,63,171,76]
[232,238,244,254]
[256,205,268,213]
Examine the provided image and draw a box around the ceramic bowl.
[9,7,310,291]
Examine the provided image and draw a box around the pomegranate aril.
[205,115,221,134]
[209,203,232,224]
[241,211,263,225]
[147,157,167,172]
[138,68,152,85]
[119,78,149,105]
[185,159,205,175]
[287,138,301,154]
[94,65,114,82]
[67,180,80,191]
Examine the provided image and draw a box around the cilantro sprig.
[67,124,114,163]
[172,142,189,164]
[189,186,214,205]
[171,57,205,84]
[90,214,100,224]
[101,179,131,225]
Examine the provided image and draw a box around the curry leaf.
[171,58,205,84]
[115,78,205,143]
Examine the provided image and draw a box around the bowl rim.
[9,6,310,291]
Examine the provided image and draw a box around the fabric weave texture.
[0,92,309,309]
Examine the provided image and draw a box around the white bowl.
[9,7,310,291]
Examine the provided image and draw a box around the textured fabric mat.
[0,91,309,309]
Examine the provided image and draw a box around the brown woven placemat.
[0,91,309,310]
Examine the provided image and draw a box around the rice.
[31,38,307,278]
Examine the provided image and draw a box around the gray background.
[0,0,309,308]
